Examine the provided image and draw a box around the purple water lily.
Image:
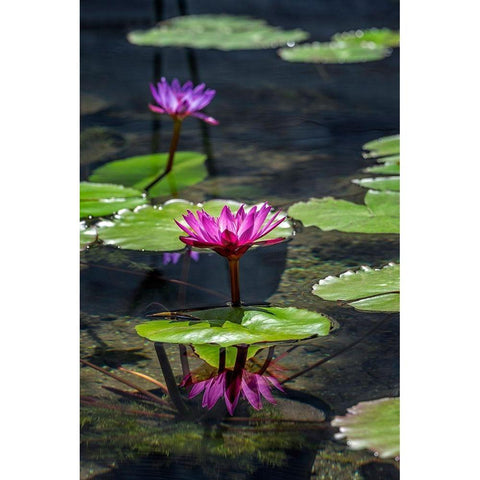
[149,78,218,125]
[176,203,285,259]
[162,250,200,265]
[181,367,284,416]
[175,203,286,305]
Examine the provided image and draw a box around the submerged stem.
[154,342,189,416]
[144,119,183,193]
[228,257,241,306]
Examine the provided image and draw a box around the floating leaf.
[288,190,399,234]
[80,182,146,218]
[136,306,331,347]
[332,397,400,459]
[312,263,399,312]
[88,151,207,198]
[192,345,261,369]
[128,15,309,51]
[352,176,400,192]
[97,199,294,252]
[80,222,97,250]
[364,162,400,175]
[362,135,399,159]
[278,41,390,64]
[331,28,400,48]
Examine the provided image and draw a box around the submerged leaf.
[80,222,97,250]
[88,151,207,198]
[136,306,331,347]
[128,15,309,50]
[80,182,146,218]
[192,345,261,368]
[332,397,400,459]
[288,190,399,234]
[312,263,399,312]
[96,199,294,252]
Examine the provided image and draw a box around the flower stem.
[228,258,241,306]
[233,345,249,374]
[144,118,183,193]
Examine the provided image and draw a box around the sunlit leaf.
[88,151,208,198]
[128,15,309,50]
[312,263,399,312]
[278,41,390,64]
[332,397,400,459]
[362,135,399,159]
[192,345,261,368]
[352,176,400,192]
[96,199,294,252]
[288,190,399,234]
[80,222,97,250]
[80,182,146,218]
[136,306,331,347]
[331,28,400,48]
[364,162,400,175]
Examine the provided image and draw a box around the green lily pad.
[88,151,208,198]
[364,162,400,175]
[352,176,400,192]
[362,135,400,159]
[331,397,400,459]
[192,345,261,369]
[332,28,400,48]
[288,190,399,234]
[312,263,399,312]
[128,15,309,51]
[278,41,391,64]
[96,199,294,252]
[80,182,146,218]
[80,222,97,250]
[136,306,331,347]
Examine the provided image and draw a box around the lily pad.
[192,345,261,369]
[288,190,399,234]
[352,176,400,192]
[278,41,390,64]
[312,263,399,312]
[80,182,146,218]
[80,222,97,250]
[332,28,400,48]
[362,135,399,159]
[96,199,294,252]
[364,162,400,175]
[136,306,331,347]
[331,397,400,459]
[128,15,309,51]
[88,151,208,198]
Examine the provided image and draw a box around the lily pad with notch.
[331,397,400,459]
[80,182,146,218]
[96,199,294,252]
[312,263,399,312]
[136,306,332,347]
[128,15,309,51]
[288,190,399,234]
[88,151,208,198]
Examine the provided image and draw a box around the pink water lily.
[175,203,286,259]
[181,368,284,415]
[149,77,218,125]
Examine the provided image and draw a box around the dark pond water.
[80,0,399,478]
